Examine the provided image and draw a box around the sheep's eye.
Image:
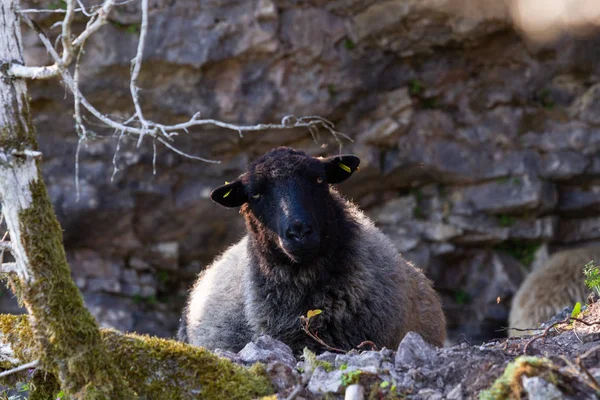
[252,193,261,199]
[317,177,324,184]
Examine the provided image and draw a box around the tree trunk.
[0,0,135,397]
[0,2,275,398]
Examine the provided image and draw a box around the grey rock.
[266,362,299,392]
[346,352,383,369]
[213,349,242,364]
[570,83,600,126]
[307,367,343,394]
[416,388,444,400]
[395,332,438,368]
[541,151,589,180]
[446,383,463,400]
[316,351,338,364]
[238,336,297,369]
[522,376,564,400]
[559,217,600,243]
[508,217,557,241]
[452,175,557,214]
[344,384,365,400]
[559,185,600,213]
[87,278,122,294]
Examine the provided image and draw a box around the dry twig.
[523,316,600,354]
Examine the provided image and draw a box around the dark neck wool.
[241,191,360,289]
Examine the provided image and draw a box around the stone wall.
[5,0,600,343]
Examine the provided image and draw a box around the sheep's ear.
[321,154,360,184]
[210,179,247,208]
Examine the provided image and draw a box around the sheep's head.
[210,147,360,264]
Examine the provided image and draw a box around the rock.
[446,383,463,400]
[265,362,299,392]
[558,217,600,243]
[213,349,242,364]
[558,185,600,214]
[522,376,564,400]
[369,197,417,225]
[346,351,383,369]
[417,388,444,400]
[307,368,343,394]
[541,151,589,180]
[570,83,600,126]
[395,332,438,368]
[508,217,557,241]
[344,384,365,400]
[452,175,557,214]
[238,336,296,369]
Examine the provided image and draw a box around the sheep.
[508,246,599,337]
[177,147,446,353]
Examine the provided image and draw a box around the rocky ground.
[223,300,600,399]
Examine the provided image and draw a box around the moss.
[29,371,62,400]
[0,315,274,399]
[0,94,38,153]
[18,177,135,398]
[302,348,334,372]
[98,330,274,399]
[479,356,551,400]
[494,241,541,267]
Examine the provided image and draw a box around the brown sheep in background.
[508,246,599,337]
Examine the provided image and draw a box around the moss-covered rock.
[0,314,274,399]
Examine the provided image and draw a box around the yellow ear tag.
[223,189,232,198]
[338,162,351,173]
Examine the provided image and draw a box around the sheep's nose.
[286,220,312,241]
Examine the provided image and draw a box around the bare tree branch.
[8,0,114,80]
[0,360,39,378]
[130,0,150,148]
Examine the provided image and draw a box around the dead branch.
[523,316,600,354]
[9,0,115,80]
[0,360,39,378]
[299,315,346,354]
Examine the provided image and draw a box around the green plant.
[583,261,600,297]
[341,370,361,386]
[408,79,423,96]
[497,215,515,227]
[48,0,67,10]
[536,89,555,110]
[494,241,541,267]
[126,24,140,34]
[571,302,582,319]
[454,289,471,305]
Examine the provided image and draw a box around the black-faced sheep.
[178,147,446,352]
[508,246,599,337]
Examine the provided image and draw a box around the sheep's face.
[210,147,360,264]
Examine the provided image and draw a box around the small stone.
[447,383,463,400]
[266,362,299,391]
[121,268,138,284]
[346,351,382,369]
[87,278,121,294]
[522,376,564,400]
[238,336,296,369]
[395,332,439,368]
[417,388,444,400]
[129,257,151,271]
[316,351,337,364]
[344,384,365,400]
[541,151,589,180]
[307,368,343,394]
[214,349,242,364]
